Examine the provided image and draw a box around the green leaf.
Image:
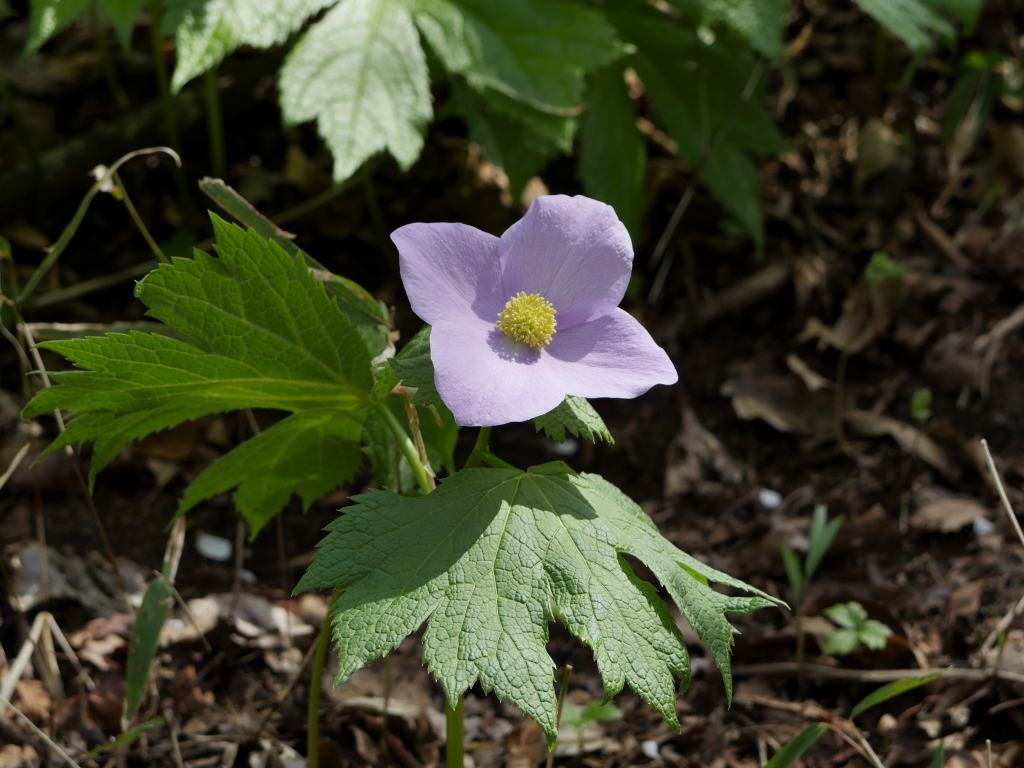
[695,0,789,59]
[27,0,90,51]
[534,395,614,445]
[388,326,442,407]
[923,0,983,27]
[124,578,173,719]
[165,0,335,90]
[780,544,804,603]
[97,0,145,46]
[24,216,372,533]
[931,740,946,768]
[410,0,620,111]
[451,83,567,199]
[298,465,778,741]
[180,410,364,534]
[579,64,646,239]
[197,177,392,352]
[853,0,953,52]
[86,717,165,758]
[823,601,893,655]
[860,619,894,650]
[822,601,868,630]
[806,504,842,579]
[764,723,829,768]
[850,673,942,719]
[279,0,432,182]
[823,628,861,656]
[911,387,933,423]
[609,5,787,248]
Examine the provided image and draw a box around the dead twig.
[980,439,1024,550]
[733,662,1024,687]
[0,694,81,768]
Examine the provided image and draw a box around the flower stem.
[307,602,332,767]
[374,402,434,495]
[203,69,226,178]
[463,427,491,469]
[445,697,464,768]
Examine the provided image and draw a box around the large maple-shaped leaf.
[279,0,432,182]
[24,216,372,534]
[298,464,778,741]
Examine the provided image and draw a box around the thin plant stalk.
[203,70,227,178]
[307,606,332,767]
[546,664,573,768]
[91,7,129,109]
[147,0,180,151]
[306,404,442,767]
[17,147,181,307]
[112,171,169,263]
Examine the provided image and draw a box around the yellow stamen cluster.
[495,291,557,349]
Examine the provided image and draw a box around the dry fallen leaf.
[911,496,989,533]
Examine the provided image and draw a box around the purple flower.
[391,195,678,426]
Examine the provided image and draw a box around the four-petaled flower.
[391,195,678,426]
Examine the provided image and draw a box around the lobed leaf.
[165,0,336,90]
[24,216,373,534]
[534,395,614,445]
[279,0,432,182]
[298,464,778,742]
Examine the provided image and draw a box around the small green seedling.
[781,504,844,679]
[911,388,932,424]
[781,503,844,606]
[822,601,892,656]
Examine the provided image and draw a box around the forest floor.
[2,1,1024,766]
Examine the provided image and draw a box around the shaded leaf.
[579,64,646,239]
[534,395,614,445]
[410,0,619,110]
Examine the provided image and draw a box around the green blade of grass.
[764,722,828,767]
[850,672,941,719]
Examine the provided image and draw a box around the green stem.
[476,449,516,470]
[147,0,180,150]
[203,69,226,178]
[16,147,180,307]
[113,171,169,263]
[463,427,491,469]
[92,7,129,109]
[445,697,464,768]
[374,401,433,495]
[307,605,332,767]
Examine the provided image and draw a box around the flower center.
[495,291,557,349]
